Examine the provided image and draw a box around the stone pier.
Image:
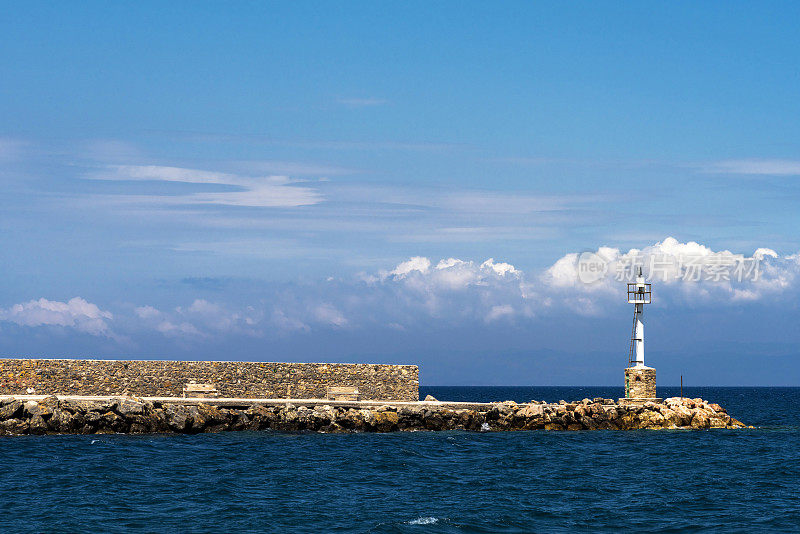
[0,394,747,435]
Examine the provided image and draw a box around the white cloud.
[541,237,800,307]
[156,320,204,338]
[0,137,27,162]
[436,258,466,270]
[754,248,779,260]
[135,300,261,339]
[481,258,519,276]
[134,305,161,319]
[91,165,324,208]
[312,304,348,327]
[271,309,310,332]
[485,304,515,322]
[440,191,603,215]
[10,238,798,344]
[700,159,800,176]
[389,256,432,277]
[0,297,114,337]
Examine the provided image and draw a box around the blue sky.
[2,3,800,385]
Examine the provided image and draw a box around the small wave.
[407,517,438,525]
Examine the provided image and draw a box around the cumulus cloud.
[134,305,161,319]
[541,237,796,308]
[485,304,515,322]
[312,304,348,327]
[8,238,800,344]
[482,258,519,276]
[389,256,432,277]
[136,300,261,339]
[0,297,114,336]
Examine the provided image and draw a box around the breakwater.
[0,358,419,401]
[0,395,745,435]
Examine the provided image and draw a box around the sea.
[1,386,798,533]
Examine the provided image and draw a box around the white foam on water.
[90,440,98,444]
[408,517,438,525]
[480,422,491,431]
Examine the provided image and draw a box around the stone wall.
[0,359,419,401]
[624,366,656,398]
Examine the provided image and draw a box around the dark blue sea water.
[1,387,799,533]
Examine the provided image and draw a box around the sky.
[2,2,800,385]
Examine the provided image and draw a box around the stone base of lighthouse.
[619,366,661,405]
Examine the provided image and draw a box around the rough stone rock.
[373,410,399,431]
[708,415,729,429]
[708,403,726,414]
[619,412,639,430]
[23,401,39,416]
[517,404,544,418]
[691,410,711,429]
[0,400,23,420]
[47,409,70,432]
[102,411,129,433]
[0,395,747,435]
[423,395,438,402]
[659,407,681,427]
[0,418,29,435]
[28,414,48,434]
[197,403,226,425]
[638,410,666,429]
[497,402,518,415]
[116,398,146,416]
[164,405,191,432]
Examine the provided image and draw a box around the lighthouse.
[622,267,659,402]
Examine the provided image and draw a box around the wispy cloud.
[90,165,325,208]
[0,137,27,162]
[230,160,357,176]
[698,159,800,176]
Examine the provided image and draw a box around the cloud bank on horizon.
[2,237,796,344]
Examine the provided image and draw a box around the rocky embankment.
[0,396,746,436]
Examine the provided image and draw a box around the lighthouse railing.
[626,283,652,304]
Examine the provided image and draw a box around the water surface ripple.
[1,386,797,533]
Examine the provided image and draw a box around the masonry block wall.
[624,367,657,399]
[0,359,420,401]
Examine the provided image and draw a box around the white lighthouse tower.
[622,267,658,402]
